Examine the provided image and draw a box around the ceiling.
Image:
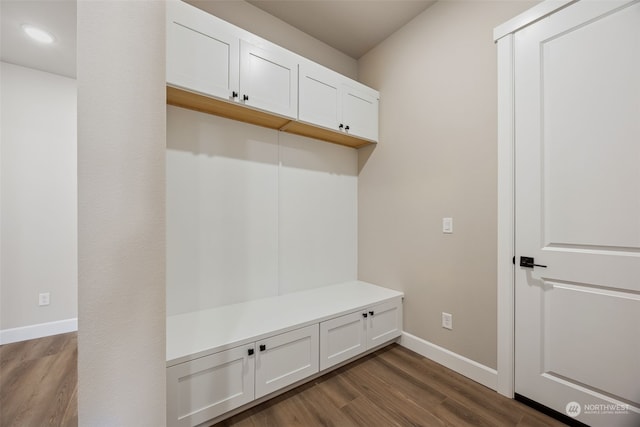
[246,0,435,59]
[1,0,77,78]
[0,0,434,79]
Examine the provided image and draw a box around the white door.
[514,1,640,426]
[166,1,239,100]
[254,324,319,398]
[239,40,298,119]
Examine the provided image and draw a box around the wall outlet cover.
[38,292,50,306]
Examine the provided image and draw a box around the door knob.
[520,256,547,268]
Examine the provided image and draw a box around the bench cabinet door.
[366,298,403,350]
[255,324,319,399]
[319,310,366,371]
[167,344,255,427]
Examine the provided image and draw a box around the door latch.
[519,256,547,268]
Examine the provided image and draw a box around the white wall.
[0,62,77,341]
[167,106,357,316]
[77,1,166,424]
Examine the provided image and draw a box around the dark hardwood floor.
[0,332,77,427]
[0,334,565,427]
[216,345,567,427]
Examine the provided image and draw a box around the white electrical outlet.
[442,217,453,234]
[442,312,453,330]
[38,292,50,306]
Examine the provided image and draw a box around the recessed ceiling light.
[21,24,55,44]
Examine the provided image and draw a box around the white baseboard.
[399,331,498,391]
[0,318,78,345]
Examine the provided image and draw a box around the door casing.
[493,0,575,399]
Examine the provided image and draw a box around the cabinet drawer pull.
[259,344,266,352]
[248,348,254,356]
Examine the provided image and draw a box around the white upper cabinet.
[166,0,379,148]
[299,61,379,142]
[166,1,239,100]
[167,1,298,119]
[240,40,298,119]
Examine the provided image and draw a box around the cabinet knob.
[232,91,238,99]
[248,348,254,356]
[243,94,249,101]
[339,124,344,130]
[362,312,368,318]
[259,344,266,352]
[345,125,350,131]
[369,311,374,316]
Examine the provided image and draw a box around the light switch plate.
[443,217,453,234]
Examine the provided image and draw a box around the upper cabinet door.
[167,1,239,100]
[341,84,379,142]
[240,40,298,119]
[298,62,342,131]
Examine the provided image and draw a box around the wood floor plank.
[376,346,526,425]
[340,395,404,427]
[339,355,447,426]
[312,369,361,410]
[0,333,77,427]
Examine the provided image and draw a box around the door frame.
[493,0,574,399]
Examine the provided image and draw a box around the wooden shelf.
[167,86,376,149]
[281,121,374,149]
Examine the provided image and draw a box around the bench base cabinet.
[167,325,319,427]
[166,281,403,427]
[319,298,402,371]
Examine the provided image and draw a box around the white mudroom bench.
[166,280,403,427]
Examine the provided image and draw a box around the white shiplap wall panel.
[166,107,358,315]
[167,106,279,315]
[278,133,358,294]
